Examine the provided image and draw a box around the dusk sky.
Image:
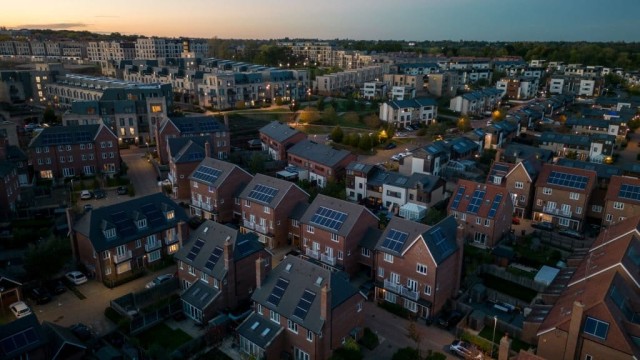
[3,0,639,42]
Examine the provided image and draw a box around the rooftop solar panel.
[0,328,39,355]
[204,246,224,271]
[619,184,640,201]
[430,227,455,255]
[186,238,206,261]
[192,165,222,184]
[310,206,348,231]
[267,277,289,306]
[487,194,503,219]
[381,229,409,253]
[248,184,279,204]
[451,187,465,210]
[293,289,316,320]
[466,190,486,214]
[547,171,588,190]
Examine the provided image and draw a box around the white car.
[66,271,88,285]
[145,273,174,289]
[79,190,93,200]
[10,301,32,319]
[450,340,483,359]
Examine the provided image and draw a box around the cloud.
[12,23,88,30]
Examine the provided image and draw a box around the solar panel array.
[111,211,136,237]
[451,187,465,210]
[381,229,409,252]
[493,163,510,173]
[0,328,39,355]
[186,238,205,261]
[186,151,205,162]
[293,289,316,320]
[192,165,222,184]
[487,194,503,219]
[547,171,588,190]
[430,227,455,255]
[267,277,289,306]
[199,121,221,132]
[141,203,165,228]
[40,131,93,146]
[466,190,486,214]
[204,246,224,271]
[248,184,279,204]
[310,206,348,231]
[619,184,640,201]
[178,122,195,133]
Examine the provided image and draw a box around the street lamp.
[492,316,498,358]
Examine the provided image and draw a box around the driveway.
[32,266,176,336]
[120,146,162,197]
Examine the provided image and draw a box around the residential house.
[565,117,628,141]
[488,159,541,219]
[537,132,615,163]
[287,140,356,188]
[237,256,365,360]
[498,144,554,164]
[532,164,597,231]
[361,81,387,100]
[167,136,209,199]
[374,216,461,319]
[71,193,190,284]
[239,174,309,249]
[378,97,438,128]
[603,175,640,228]
[483,121,519,149]
[41,321,87,360]
[381,172,446,220]
[259,121,307,161]
[0,314,47,360]
[345,162,384,203]
[298,194,378,275]
[400,141,449,177]
[29,124,120,181]
[495,77,539,100]
[448,180,514,248]
[0,138,19,220]
[0,270,23,311]
[175,220,271,323]
[449,88,503,116]
[155,115,229,165]
[427,71,459,98]
[189,157,253,223]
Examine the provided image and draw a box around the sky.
[2,0,639,42]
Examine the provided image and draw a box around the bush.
[392,347,419,360]
[360,327,379,350]
[378,301,410,318]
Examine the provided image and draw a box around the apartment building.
[287,140,356,188]
[175,220,270,323]
[298,195,378,275]
[603,175,640,228]
[279,41,335,65]
[382,74,424,92]
[71,193,189,284]
[378,97,438,128]
[155,115,229,165]
[532,164,597,231]
[448,180,514,248]
[565,117,627,140]
[259,121,307,161]
[314,66,384,96]
[427,71,459,98]
[361,81,387,100]
[237,256,364,360]
[374,216,461,320]
[449,88,503,116]
[548,75,604,97]
[239,174,309,249]
[495,77,539,100]
[87,41,136,62]
[29,124,120,180]
[537,132,615,163]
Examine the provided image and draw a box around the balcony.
[305,248,319,260]
[543,206,572,218]
[243,220,255,230]
[191,200,214,211]
[164,234,178,245]
[255,224,267,234]
[383,279,419,301]
[145,241,161,253]
[113,250,132,264]
[321,254,336,266]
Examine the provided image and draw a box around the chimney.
[204,141,211,158]
[498,334,511,360]
[255,256,266,289]
[176,221,189,247]
[223,236,232,270]
[495,148,503,162]
[320,283,331,321]
[564,301,585,360]
[223,114,229,128]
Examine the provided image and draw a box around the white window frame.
[613,201,624,210]
[288,319,298,333]
[543,187,552,195]
[270,310,280,324]
[383,253,394,263]
[306,225,314,234]
[570,192,580,200]
[416,263,427,275]
[425,285,432,295]
[514,181,524,189]
[306,330,313,342]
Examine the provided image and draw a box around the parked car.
[46,279,67,295]
[558,229,585,240]
[28,287,52,305]
[83,204,93,212]
[93,189,106,199]
[116,186,128,195]
[10,301,32,319]
[532,221,554,231]
[438,310,463,329]
[79,190,93,200]
[145,273,174,289]
[512,217,520,225]
[70,323,94,342]
[450,340,484,359]
[66,271,88,285]
[384,142,397,150]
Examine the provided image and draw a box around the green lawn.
[136,323,192,352]
[481,273,538,302]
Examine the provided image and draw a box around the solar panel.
[186,238,205,261]
[187,151,205,161]
[547,171,588,190]
[430,227,454,254]
[493,163,509,173]
[192,165,222,184]
[293,289,316,320]
[451,187,465,210]
[267,277,289,306]
[141,203,165,228]
[310,206,348,231]
[487,194,503,219]
[466,190,486,214]
[0,328,39,355]
[619,184,640,201]
[248,184,279,204]
[204,246,223,271]
[381,229,409,252]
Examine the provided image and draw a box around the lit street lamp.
[492,315,498,358]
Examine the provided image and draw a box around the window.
[377,267,384,278]
[337,250,343,260]
[361,248,371,257]
[570,192,580,200]
[200,272,208,283]
[288,320,298,333]
[585,355,593,360]
[357,301,363,312]
[461,213,466,221]
[583,317,609,339]
[606,214,613,222]
[188,266,195,275]
[416,263,427,275]
[306,225,314,234]
[614,202,624,210]
[543,187,552,195]
[484,219,490,227]
[270,311,280,324]
[292,219,299,228]
[536,199,543,206]
[331,233,339,242]
[576,206,582,215]
[476,217,482,225]
[263,206,270,214]
[425,285,432,296]
[306,330,313,342]
[383,253,394,263]
[592,205,602,213]
[559,218,570,227]
[404,299,418,313]
[102,251,110,260]
[135,239,141,248]
[105,267,112,276]
[515,181,524,189]
[257,304,262,315]
[244,199,250,207]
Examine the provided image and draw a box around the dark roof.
[422,216,458,264]
[6,145,27,162]
[288,140,354,167]
[259,121,304,143]
[375,216,431,255]
[189,157,251,187]
[41,322,86,360]
[0,161,15,177]
[180,280,220,312]
[556,158,623,180]
[359,227,383,250]
[386,97,437,110]
[251,256,359,334]
[289,201,310,221]
[168,136,209,164]
[28,124,104,148]
[168,116,227,134]
[300,194,377,237]
[0,314,46,360]
[236,313,283,350]
[73,193,189,252]
[502,144,553,163]
[238,173,307,208]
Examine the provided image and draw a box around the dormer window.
[166,210,175,220]
[104,228,116,239]
[137,219,147,229]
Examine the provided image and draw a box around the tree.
[249,152,266,174]
[343,112,360,124]
[42,106,58,125]
[322,106,338,125]
[299,107,321,123]
[358,133,372,151]
[346,133,360,147]
[316,96,326,111]
[407,322,422,357]
[392,347,420,360]
[491,110,506,122]
[331,126,344,143]
[364,114,381,129]
[424,208,446,225]
[24,237,71,281]
[345,98,356,111]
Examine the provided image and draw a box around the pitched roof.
[238,173,308,208]
[386,97,437,110]
[448,179,512,219]
[502,143,553,163]
[167,116,227,134]
[487,161,515,185]
[236,313,284,350]
[605,175,640,205]
[41,321,87,360]
[556,158,623,180]
[251,256,359,334]
[189,157,251,187]
[287,140,354,167]
[300,194,377,237]
[259,121,304,143]
[168,136,208,164]
[73,193,189,252]
[0,314,46,360]
[180,279,220,312]
[535,164,597,194]
[28,124,105,148]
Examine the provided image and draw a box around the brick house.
[71,193,189,285]
[238,174,309,249]
[602,175,640,228]
[488,159,541,219]
[0,314,48,360]
[287,140,356,188]
[167,136,209,199]
[448,179,514,248]
[532,164,597,231]
[189,157,253,223]
[155,116,229,165]
[0,138,20,220]
[174,220,271,324]
[29,124,120,180]
[374,215,461,320]
[259,121,307,161]
[298,194,378,276]
[237,256,365,360]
